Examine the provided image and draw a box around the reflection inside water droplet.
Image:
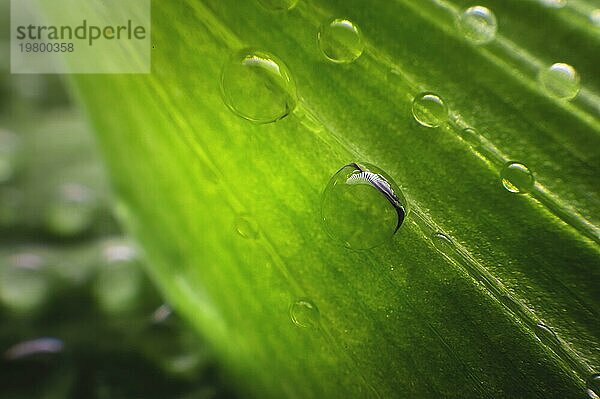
[431,232,454,251]
[457,6,498,45]
[290,298,320,328]
[591,10,600,26]
[4,337,64,360]
[322,162,407,250]
[412,92,448,128]
[538,62,580,100]
[221,49,297,124]
[0,251,50,313]
[501,162,535,194]
[318,18,364,63]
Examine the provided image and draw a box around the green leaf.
[70,0,599,397]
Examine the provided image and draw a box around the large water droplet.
[221,49,297,123]
[235,214,260,239]
[318,18,364,63]
[257,0,298,11]
[587,374,600,399]
[322,162,407,249]
[290,298,320,328]
[0,129,20,183]
[457,6,498,45]
[501,162,535,194]
[45,183,97,237]
[412,92,448,128]
[538,62,580,100]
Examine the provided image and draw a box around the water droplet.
[457,6,498,45]
[152,304,173,323]
[0,251,50,313]
[94,239,142,314]
[221,49,297,124]
[257,0,298,11]
[235,214,260,239]
[538,63,580,100]
[591,10,600,26]
[431,232,454,251]
[534,322,561,347]
[290,298,320,328]
[4,337,64,360]
[587,373,600,399]
[412,92,448,128]
[0,129,20,183]
[540,0,566,8]
[0,188,23,227]
[318,18,364,63]
[45,183,97,237]
[501,162,535,194]
[322,162,407,250]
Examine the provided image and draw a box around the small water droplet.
[95,239,142,314]
[45,183,97,237]
[539,0,566,8]
[431,232,454,251]
[534,322,561,347]
[0,188,23,227]
[221,49,297,124]
[322,162,407,250]
[587,373,600,399]
[235,214,260,239]
[0,129,20,183]
[412,92,448,128]
[151,304,173,323]
[501,162,535,194]
[318,18,364,64]
[538,63,580,100]
[591,10,600,26]
[4,337,64,360]
[457,6,497,45]
[257,0,298,11]
[290,298,320,328]
[0,251,50,313]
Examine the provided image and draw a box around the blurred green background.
[0,1,234,397]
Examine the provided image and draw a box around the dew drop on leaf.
[235,214,260,239]
[221,49,297,124]
[501,162,535,194]
[290,298,320,328]
[457,6,498,45]
[318,18,364,64]
[431,232,454,251]
[412,92,448,128]
[256,0,298,12]
[534,321,561,347]
[45,183,97,237]
[538,63,580,100]
[321,163,407,250]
